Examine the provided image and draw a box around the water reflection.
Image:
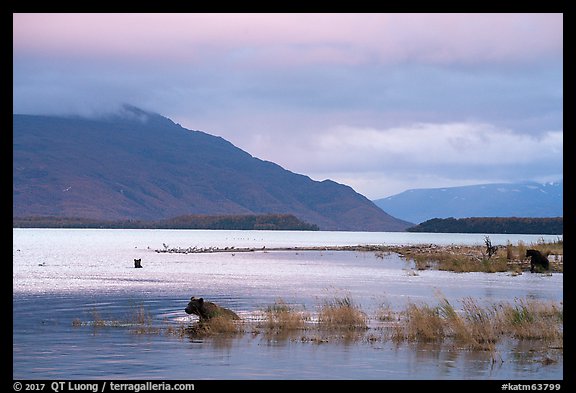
[14,300,563,380]
[13,229,563,380]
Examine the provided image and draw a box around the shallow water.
[13,229,563,380]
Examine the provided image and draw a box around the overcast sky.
[12,13,563,199]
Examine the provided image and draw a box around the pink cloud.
[378,13,563,64]
[13,13,562,66]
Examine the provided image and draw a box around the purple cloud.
[13,13,563,198]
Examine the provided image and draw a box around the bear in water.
[185,296,240,321]
[525,249,550,273]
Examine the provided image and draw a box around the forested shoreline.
[407,217,562,235]
[13,215,563,234]
[12,214,320,231]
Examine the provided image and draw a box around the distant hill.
[407,217,563,235]
[13,106,412,231]
[373,181,563,224]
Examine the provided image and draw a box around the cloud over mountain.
[13,107,412,231]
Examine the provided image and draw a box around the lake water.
[13,229,563,380]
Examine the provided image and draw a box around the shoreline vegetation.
[407,217,562,235]
[155,237,563,273]
[72,295,563,364]
[12,215,563,234]
[12,214,320,231]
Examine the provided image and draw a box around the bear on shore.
[134,258,142,268]
[185,297,240,321]
[526,249,550,273]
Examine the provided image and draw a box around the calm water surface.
[13,229,563,380]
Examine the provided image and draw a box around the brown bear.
[526,249,550,273]
[134,258,142,268]
[185,297,240,321]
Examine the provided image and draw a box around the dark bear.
[526,249,549,273]
[134,258,142,268]
[185,297,240,321]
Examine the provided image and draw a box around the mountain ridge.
[13,107,412,231]
[373,181,563,225]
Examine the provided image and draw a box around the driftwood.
[484,236,499,259]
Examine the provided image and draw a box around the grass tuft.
[262,299,309,332]
[388,296,562,351]
[318,296,367,331]
[402,302,445,341]
[499,298,563,340]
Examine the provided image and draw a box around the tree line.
[406,217,562,235]
[12,214,320,231]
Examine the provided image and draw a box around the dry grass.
[89,308,111,327]
[72,295,562,355]
[389,238,562,273]
[441,254,509,273]
[194,315,241,335]
[128,306,161,335]
[165,314,243,339]
[130,305,152,325]
[533,236,563,255]
[375,300,395,322]
[318,296,368,331]
[457,297,500,349]
[389,296,562,351]
[410,251,509,273]
[262,299,309,332]
[71,308,122,328]
[164,322,189,338]
[499,298,563,340]
[71,305,160,334]
[402,302,446,341]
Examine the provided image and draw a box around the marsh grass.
[193,315,242,335]
[394,238,562,273]
[128,306,161,335]
[375,301,395,322]
[499,298,563,340]
[402,302,445,341]
[164,322,189,338]
[130,305,152,325]
[411,252,509,273]
[71,307,123,328]
[441,255,509,273]
[533,236,563,256]
[71,305,163,334]
[89,308,112,327]
[262,299,309,332]
[506,241,515,260]
[72,295,562,355]
[458,297,500,349]
[517,240,527,260]
[318,296,368,331]
[388,296,562,352]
